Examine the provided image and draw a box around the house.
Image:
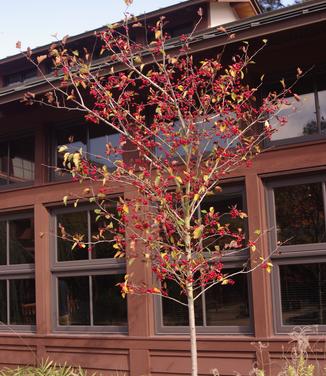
[0,0,326,375]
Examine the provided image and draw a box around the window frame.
[50,121,120,181]
[155,184,254,335]
[0,132,35,189]
[51,204,127,334]
[266,173,326,333]
[265,71,326,147]
[0,211,35,332]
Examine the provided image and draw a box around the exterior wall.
[1,104,326,375]
[209,2,239,27]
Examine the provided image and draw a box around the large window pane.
[9,136,35,183]
[200,192,246,253]
[162,280,203,326]
[205,270,250,326]
[0,221,6,265]
[0,280,7,324]
[9,218,34,265]
[58,276,90,325]
[280,263,326,325]
[9,279,35,325]
[319,90,326,135]
[56,125,87,170]
[0,142,8,186]
[271,92,317,141]
[89,126,121,169]
[90,211,115,259]
[92,274,127,326]
[57,211,88,261]
[274,182,325,245]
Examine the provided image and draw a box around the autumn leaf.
[193,226,203,239]
[16,41,21,49]
[37,55,47,64]
[124,0,133,5]
[217,26,227,33]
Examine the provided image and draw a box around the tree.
[259,0,284,12]
[20,10,293,376]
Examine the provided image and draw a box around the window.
[267,174,326,332]
[53,206,127,332]
[53,123,120,179]
[270,73,326,143]
[4,68,37,86]
[0,213,35,329]
[0,135,35,186]
[156,185,252,334]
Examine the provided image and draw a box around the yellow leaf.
[63,196,68,206]
[193,226,203,239]
[175,176,183,184]
[194,193,200,202]
[58,145,68,153]
[152,287,161,293]
[123,203,129,214]
[221,279,229,285]
[155,30,162,40]
[219,124,226,133]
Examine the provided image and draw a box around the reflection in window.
[89,127,121,169]
[205,271,249,326]
[274,183,325,245]
[200,192,246,253]
[58,276,90,325]
[57,211,88,261]
[93,274,127,326]
[271,92,317,141]
[319,90,326,135]
[0,221,6,265]
[55,124,120,176]
[0,280,7,324]
[162,270,249,327]
[9,218,34,265]
[9,278,35,325]
[162,280,203,326]
[0,216,34,265]
[90,211,116,259]
[0,136,35,185]
[58,275,127,326]
[280,263,326,325]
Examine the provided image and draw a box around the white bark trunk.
[187,286,198,376]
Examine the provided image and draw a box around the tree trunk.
[187,285,198,376]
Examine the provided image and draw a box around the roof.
[0,0,325,105]
[0,0,260,65]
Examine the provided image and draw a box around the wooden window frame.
[155,184,254,335]
[51,205,127,334]
[0,211,35,332]
[266,173,326,333]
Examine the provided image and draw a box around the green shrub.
[0,360,95,376]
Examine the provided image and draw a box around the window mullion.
[6,221,9,266]
[6,279,10,325]
[322,183,326,237]
[6,142,10,185]
[315,83,321,134]
[89,275,94,326]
